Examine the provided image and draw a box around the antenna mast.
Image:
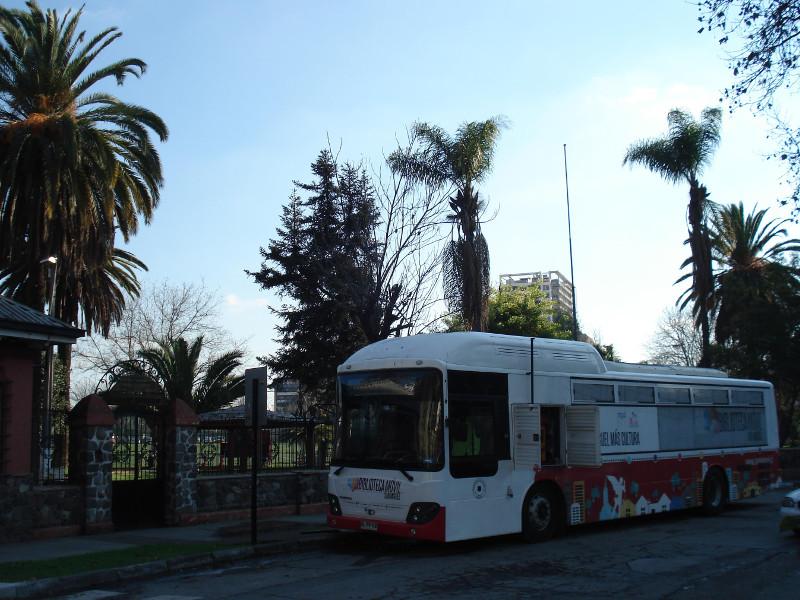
[563,144,578,342]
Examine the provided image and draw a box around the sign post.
[245,367,267,545]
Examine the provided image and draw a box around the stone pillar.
[68,395,114,534]
[163,398,199,525]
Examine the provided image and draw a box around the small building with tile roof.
[0,295,83,475]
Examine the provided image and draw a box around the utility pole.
[563,145,578,342]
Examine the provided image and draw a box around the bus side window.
[447,370,509,478]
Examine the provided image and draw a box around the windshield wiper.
[333,465,345,475]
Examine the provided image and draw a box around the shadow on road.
[321,498,770,559]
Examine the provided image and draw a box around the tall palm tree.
[0,246,148,407]
[710,201,800,344]
[134,336,245,413]
[0,1,167,320]
[709,202,800,441]
[0,247,147,337]
[624,107,721,366]
[388,118,505,331]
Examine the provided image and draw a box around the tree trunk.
[57,343,72,409]
[458,183,487,333]
[687,183,713,367]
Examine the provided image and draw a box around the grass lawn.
[0,542,234,583]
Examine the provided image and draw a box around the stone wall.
[0,475,82,542]
[164,425,198,524]
[196,471,327,514]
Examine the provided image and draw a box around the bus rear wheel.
[522,485,563,543]
[701,468,728,516]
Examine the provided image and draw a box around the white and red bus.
[326,333,780,542]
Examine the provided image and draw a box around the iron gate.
[111,410,163,528]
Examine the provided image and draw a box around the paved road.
[61,489,799,600]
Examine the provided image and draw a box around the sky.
[18,0,799,365]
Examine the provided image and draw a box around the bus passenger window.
[447,370,508,478]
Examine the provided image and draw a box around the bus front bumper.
[327,508,446,542]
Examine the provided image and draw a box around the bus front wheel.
[701,468,728,516]
[522,485,563,543]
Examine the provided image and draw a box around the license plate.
[360,520,378,532]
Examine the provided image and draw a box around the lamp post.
[39,256,57,477]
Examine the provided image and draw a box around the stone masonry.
[163,398,199,525]
[68,395,114,534]
[0,475,81,542]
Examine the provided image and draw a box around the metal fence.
[112,412,160,481]
[197,423,333,474]
[39,408,70,483]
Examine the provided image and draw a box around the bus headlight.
[406,502,440,524]
[329,494,342,515]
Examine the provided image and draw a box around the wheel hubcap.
[528,495,551,531]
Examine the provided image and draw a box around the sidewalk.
[0,512,331,599]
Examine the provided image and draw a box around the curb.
[0,534,327,599]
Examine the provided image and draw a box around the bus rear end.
[327,367,447,541]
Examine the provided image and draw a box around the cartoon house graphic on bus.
[633,493,671,515]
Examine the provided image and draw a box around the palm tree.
[0,247,147,337]
[623,108,721,366]
[134,336,245,413]
[710,201,800,344]
[388,118,505,331]
[709,202,800,442]
[0,2,167,320]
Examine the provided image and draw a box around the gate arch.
[98,367,166,528]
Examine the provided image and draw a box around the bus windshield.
[335,369,444,471]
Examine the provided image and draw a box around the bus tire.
[522,484,564,543]
[701,468,728,516]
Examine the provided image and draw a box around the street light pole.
[39,256,57,477]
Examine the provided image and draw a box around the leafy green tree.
[133,336,244,413]
[249,148,444,414]
[0,1,167,324]
[487,285,572,339]
[708,202,800,443]
[594,343,620,362]
[249,153,374,412]
[388,118,506,332]
[624,107,722,366]
[443,285,572,338]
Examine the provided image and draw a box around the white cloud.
[224,294,269,311]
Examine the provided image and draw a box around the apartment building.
[498,270,574,316]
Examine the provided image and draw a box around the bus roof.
[604,360,727,378]
[341,332,745,381]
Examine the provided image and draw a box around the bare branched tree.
[370,142,450,335]
[646,307,704,367]
[74,281,245,392]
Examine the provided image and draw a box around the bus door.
[445,370,516,541]
[512,405,569,468]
